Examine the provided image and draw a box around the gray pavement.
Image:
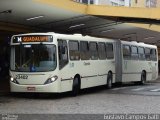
[0,91,160,114]
[0,75,160,120]
[0,77,160,120]
[1,82,160,114]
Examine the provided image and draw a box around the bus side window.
[69,41,80,60]
[58,40,68,70]
[80,41,90,60]
[89,42,98,60]
[106,43,114,59]
[151,49,157,61]
[138,47,145,60]
[131,46,138,60]
[98,42,106,60]
[123,45,131,60]
[145,48,151,61]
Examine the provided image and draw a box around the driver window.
[58,39,68,70]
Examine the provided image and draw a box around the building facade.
[74,0,160,7]
[73,0,98,4]
[131,0,160,8]
[97,0,131,6]
[74,0,130,6]
[100,0,160,7]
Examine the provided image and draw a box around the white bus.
[10,32,158,96]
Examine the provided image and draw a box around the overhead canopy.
[0,0,160,45]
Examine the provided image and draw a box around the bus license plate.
[27,87,36,91]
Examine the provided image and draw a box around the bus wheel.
[140,71,146,85]
[72,77,80,97]
[107,72,112,89]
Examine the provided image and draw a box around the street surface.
[1,81,160,119]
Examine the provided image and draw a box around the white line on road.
[131,88,145,91]
[112,87,128,91]
[150,88,160,92]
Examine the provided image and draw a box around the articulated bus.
[10,33,158,96]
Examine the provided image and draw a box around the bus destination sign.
[13,35,53,43]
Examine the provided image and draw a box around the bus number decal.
[84,62,90,66]
[16,75,28,79]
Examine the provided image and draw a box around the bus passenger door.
[58,40,69,70]
[150,49,158,80]
[58,40,72,92]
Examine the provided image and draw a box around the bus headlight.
[10,77,19,84]
[44,76,58,84]
[10,77,14,81]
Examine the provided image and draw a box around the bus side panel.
[59,62,75,92]
[80,60,115,89]
[121,42,156,83]
[60,57,116,92]
[122,60,152,82]
[151,61,158,81]
[115,40,122,83]
[83,60,107,88]
[146,61,153,81]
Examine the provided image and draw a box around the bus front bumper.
[10,81,60,93]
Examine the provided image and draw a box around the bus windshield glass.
[10,44,56,72]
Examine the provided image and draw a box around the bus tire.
[140,71,146,85]
[71,77,80,97]
[107,72,112,89]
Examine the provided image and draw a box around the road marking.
[112,87,128,91]
[150,88,160,92]
[131,88,145,91]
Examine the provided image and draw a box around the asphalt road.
[0,82,160,120]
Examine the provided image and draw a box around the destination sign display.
[12,35,53,43]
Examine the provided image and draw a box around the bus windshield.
[10,44,57,72]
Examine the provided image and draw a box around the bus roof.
[121,40,157,49]
[11,32,116,43]
[11,32,157,48]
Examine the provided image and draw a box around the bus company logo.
[17,37,22,42]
